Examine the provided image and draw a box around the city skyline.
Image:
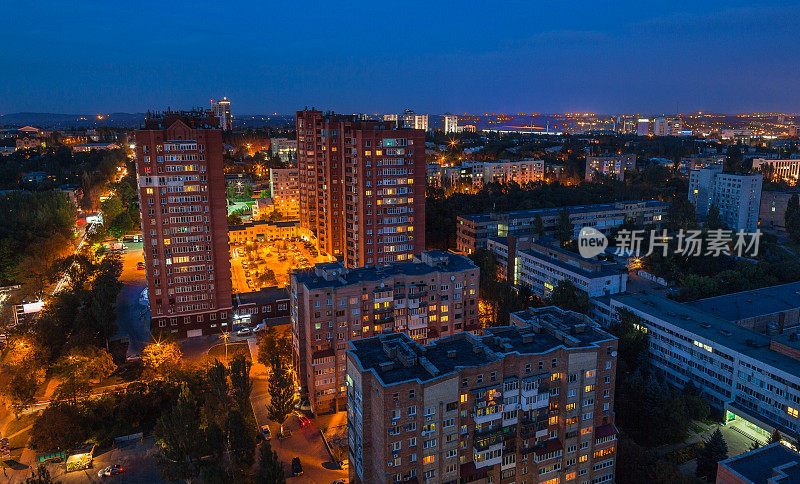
[2,1,800,114]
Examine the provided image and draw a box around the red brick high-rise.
[134,110,233,338]
[296,110,426,268]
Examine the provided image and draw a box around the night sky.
[2,1,799,114]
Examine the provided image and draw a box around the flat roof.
[459,200,669,223]
[719,442,800,483]
[611,292,800,376]
[519,247,625,279]
[687,281,800,323]
[294,252,477,291]
[234,286,289,306]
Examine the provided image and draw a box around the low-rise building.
[716,442,800,484]
[488,235,627,297]
[346,306,618,484]
[609,292,800,443]
[752,158,800,184]
[71,142,121,152]
[231,286,290,329]
[456,200,669,253]
[760,190,800,236]
[228,220,301,244]
[291,250,480,414]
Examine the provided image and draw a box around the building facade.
[210,97,232,131]
[291,250,479,414]
[752,158,800,183]
[456,200,669,254]
[134,110,233,338]
[270,137,297,163]
[716,442,800,484]
[347,306,618,484]
[269,167,299,219]
[296,109,426,268]
[609,292,800,444]
[466,159,545,186]
[402,110,429,131]
[584,154,636,181]
[488,236,627,298]
[688,167,763,231]
[443,114,459,134]
[760,190,800,236]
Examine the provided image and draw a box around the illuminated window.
[579,454,588,463]
[566,472,576,480]
[145,188,153,194]
[585,369,596,378]
[585,385,594,393]
[789,407,799,418]
[548,416,559,425]
[581,427,593,435]
[460,394,468,403]
[566,403,575,411]
[422,455,435,465]
[593,446,615,459]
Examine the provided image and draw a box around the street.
[247,339,348,483]
[115,242,150,357]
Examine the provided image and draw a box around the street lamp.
[222,332,231,361]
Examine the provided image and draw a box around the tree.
[533,214,545,238]
[24,464,55,484]
[256,441,286,484]
[267,357,297,437]
[8,371,39,417]
[142,340,183,381]
[555,209,573,246]
[153,384,203,482]
[229,355,253,412]
[258,326,292,370]
[30,403,87,452]
[224,409,256,475]
[785,194,800,244]
[705,204,725,230]
[696,428,728,482]
[666,196,697,232]
[547,280,590,314]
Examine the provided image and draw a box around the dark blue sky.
[2,1,799,114]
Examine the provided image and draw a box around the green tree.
[229,355,253,412]
[256,441,286,483]
[258,327,292,370]
[666,195,697,232]
[696,428,728,482]
[555,209,573,246]
[267,357,297,437]
[142,340,183,381]
[30,403,87,452]
[8,371,39,417]
[153,384,203,482]
[547,280,590,314]
[24,464,55,484]
[705,204,725,230]
[224,409,256,475]
[785,194,800,244]
[533,214,545,238]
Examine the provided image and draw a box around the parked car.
[136,262,145,270]
[291,457,303,476]
[260,425,271,440]
[237,327,252,336]
[296,413,311,428]
[98,464,124,477]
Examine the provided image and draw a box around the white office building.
[443,114,460,133]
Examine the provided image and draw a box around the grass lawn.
[207,341,251,362]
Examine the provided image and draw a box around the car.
[296,413,311,428]
[291,457,303,476]
[136,262,145,269]
[97,464,124,477]
[237,327,252,336]
[260,424,271,440]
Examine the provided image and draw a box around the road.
[115,242,150,356]
[247,339,348,483]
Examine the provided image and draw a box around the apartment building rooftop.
[718,442,800,483]
[293,250,476,290]
[516,241,626,278]
[612,292,800,375]
[349,306,613,386]
[233,286,289,306]
[687,281,800,323]
[459,199,669,223]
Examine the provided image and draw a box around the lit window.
[422,455,435,465]
[789,407,799,418]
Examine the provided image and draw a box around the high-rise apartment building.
[210,97,232,131]
[688,166,763,231]
[296,109,426,268]
[291,250,479,414]
[269,167,299,219]
[347,306,618,484]
[443,114,459,134]
[402,109,429,131]
[134,110,233,337]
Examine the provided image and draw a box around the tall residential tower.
[134,110,233,337]
[296,110,426,268]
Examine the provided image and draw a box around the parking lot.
[230,237,329,292]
